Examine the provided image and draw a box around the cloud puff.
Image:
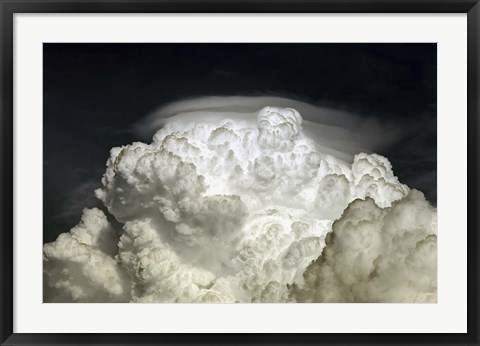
[291,190,437,303]
[43,106,435,303]
[43,208,131,302]
[135,96,398,162]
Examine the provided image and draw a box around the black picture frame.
[1,1,479,345]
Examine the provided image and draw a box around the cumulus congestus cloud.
[43,106,437,303]
[290,190,437,303]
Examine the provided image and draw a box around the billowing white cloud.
[44,105,436,303]
[43,208,131,302]
[291,190,437,303]
[135,96,399,162]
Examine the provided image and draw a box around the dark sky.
[43,43,437,243]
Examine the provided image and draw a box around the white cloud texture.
[290,190,437,303]
[43,106,436,303]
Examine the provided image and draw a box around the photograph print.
[43,43,437,303]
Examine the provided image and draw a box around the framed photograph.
[1,0,479,345]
